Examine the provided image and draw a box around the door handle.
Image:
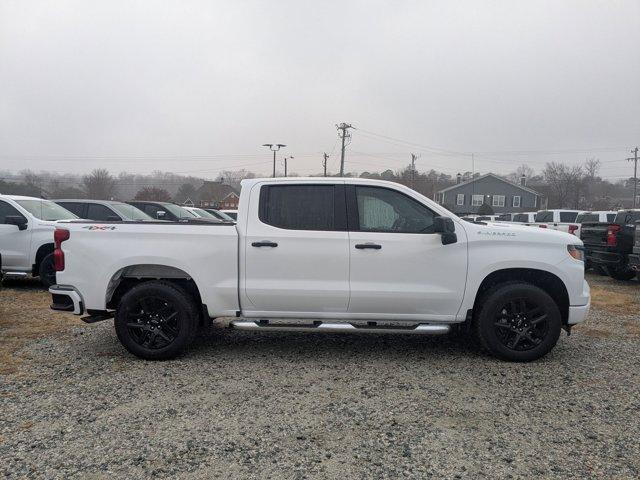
[355,243,382,250]
[252,241,278,248]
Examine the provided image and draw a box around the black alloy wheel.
[474,283,562,362]
[114,281,198,360]
[125,296,181,350]
[493,298,549,352]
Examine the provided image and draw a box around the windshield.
[163,204,196,218]
[207,209,235,221]
[15,199,78,221]
[110,203,153,221]
[191,208,218,218]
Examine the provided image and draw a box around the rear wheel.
[114,281,198,360]
[38,253,56,288]
[606,266,636,281]
[475,283,562,362]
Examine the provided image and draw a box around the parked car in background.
[0,195,77,286]
[496,213,514,221]
[203,208,236,222]
[127,201,198,221]
[50,177,589,363]
[55,200,153,222]
[534,209,582,235]
[219,209,238,220]
[511,212,537,224]
[575,211,617,224]
[581,210,640,280]
[627,222,640,281]
[183,207,223,221]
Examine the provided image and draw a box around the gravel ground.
[1,274,639,479]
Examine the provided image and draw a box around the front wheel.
[114,281,199,360]
[474,283,562,362]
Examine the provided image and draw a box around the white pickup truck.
[0,195,78,286]
[49,178,590,362]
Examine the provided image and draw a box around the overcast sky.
[1,0,639,180]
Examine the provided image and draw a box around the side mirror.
[5,215,28,230]
[433,216,457,245]
[156,211,166,219]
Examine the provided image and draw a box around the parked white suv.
[0,195,77,286]
[49,178,590,362]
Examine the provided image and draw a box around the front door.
[0,200,31,270]
[243,182,350,316]
[347,185,467,321]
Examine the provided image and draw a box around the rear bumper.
[585,249,624,267]
[49,285,84,315]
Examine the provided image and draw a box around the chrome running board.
[230,320,450,335]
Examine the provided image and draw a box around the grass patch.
[589,285,637,315]
[0,282,80,374]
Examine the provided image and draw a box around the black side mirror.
[5,215,28,230]
[433,216,457,245]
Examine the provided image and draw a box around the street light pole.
[283,156,294,177]
[262,143,286,177]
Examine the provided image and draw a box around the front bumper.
[568,302,590,325]
[49,285,84,315]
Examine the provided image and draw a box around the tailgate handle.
[355,243,382,250]
[252,241,278,248]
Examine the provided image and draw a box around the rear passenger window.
[560,212,578,222]
[87,204,119,221]
[259,185,340,231]
[606,214,616,222]
[535,211,553,222]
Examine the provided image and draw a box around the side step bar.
[230,320,450,335]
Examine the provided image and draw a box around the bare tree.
[543,162,584,208]
[134,186,172,201]
[584,157,601,179]
[174,183,198,203]
[83,169,115,200]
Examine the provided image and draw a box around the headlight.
[567,244,584,261]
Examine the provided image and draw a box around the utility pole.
[336,123,353,177]
[283,156,293,177]
[322,153,329,176]
[262,143,286,178]
[410,153,419,188]
[628,147,639,207]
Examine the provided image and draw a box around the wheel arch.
[473,268,570,324]
[106,264,204,315]
[33,243,54,275]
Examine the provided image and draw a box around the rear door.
[346,185,467,321]
[243,182,350,315]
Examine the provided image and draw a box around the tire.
[38,253,56,288]
[474,283,562,362]
[114,281,199,360]
[606,266,636,281]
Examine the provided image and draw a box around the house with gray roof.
[435,173,541,215]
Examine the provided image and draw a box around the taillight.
[538,224,547,229]
[606,224,620,247]
[568,224,579,235]
[54,228,70,271]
